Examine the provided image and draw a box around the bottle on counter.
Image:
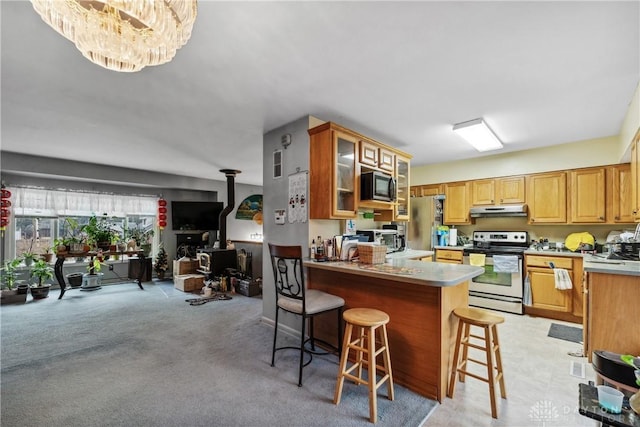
[326,239,333,258]
[316,236,324,258]
[310,239,316,258]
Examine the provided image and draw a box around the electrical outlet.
[108,264,114,271]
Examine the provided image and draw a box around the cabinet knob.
[599,216,604,220]
[615,216,619,220]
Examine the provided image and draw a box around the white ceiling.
[2,1,639,186]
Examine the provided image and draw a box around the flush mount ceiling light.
[452,118,504,152]
[30,0,197,72]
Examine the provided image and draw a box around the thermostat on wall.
[274,209,286,225]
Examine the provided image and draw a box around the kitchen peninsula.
[304,258,483,402]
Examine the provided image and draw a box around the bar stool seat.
[334,308,394,423]
[447,307,506,419]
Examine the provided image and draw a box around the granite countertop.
[582,255,640,276]
[385,249,434,260]
[304,258,483,287]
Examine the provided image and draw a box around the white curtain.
[10,187,156,217]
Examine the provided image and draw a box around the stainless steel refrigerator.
[407,196,444,250]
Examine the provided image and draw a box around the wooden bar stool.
[334,308,394,423]
[447,307,506,419]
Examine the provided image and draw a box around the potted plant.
[84,214,116,251]
[1,258,28,305]
[41,246,54,263]
[62,218,87,252]
[130,225,154,256]
[30,259,54,299]
[82,253,105,289]
[154,245,168,280]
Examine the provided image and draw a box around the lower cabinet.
[527,267,572,312]
[525,254,583,323]
[583,271,640,362]
[435,249,463,264]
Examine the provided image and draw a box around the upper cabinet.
[569,167,605,223]
[526,172,567,223]
[444,181,472,224]
[359,140,395,173]
[632,130,640,222]
[470,176,525,206]
[395,155,410,221]
[410,184,443,197]
[607,164,634,223]
[497,176,526,204]
[309,122,411,221]
[309,123,358,219]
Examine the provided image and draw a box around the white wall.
[261,115,313,329]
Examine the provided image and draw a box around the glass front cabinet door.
[309,122,358,219]
[333,131,357,217]
[395,155,410,221]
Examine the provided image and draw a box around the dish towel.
[523,274,532,306]
[469,253,486,267]
[493,255,519,273]
[554,268,573,290]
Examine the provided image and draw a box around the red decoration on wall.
[0,186,11,232]
[157,198,167,230]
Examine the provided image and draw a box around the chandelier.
[30,0,197,72]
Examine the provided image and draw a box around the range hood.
[470,204,528,218]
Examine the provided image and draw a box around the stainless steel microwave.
[360,171,395,202]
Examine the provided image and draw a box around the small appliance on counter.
[356,229,404,254]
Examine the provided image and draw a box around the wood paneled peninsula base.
[304,259,483,402]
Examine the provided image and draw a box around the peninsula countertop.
[385,249,434,260]
[304,258,483,287]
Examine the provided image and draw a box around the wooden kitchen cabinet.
[470,176,525,206]
[435,248,463,264]
[569,167,606,223]
[470,179,495,206]
[411,184,444,197]
[583,271,640,362]
[608,164,635,223]
[497,176,526,204]
[444,181,472,225]
[395,155,410,221]
[525,254,583,323]
[526,172,567,223]
[632,130,640,222]
[359,140,395,173]
[309,122,358,219]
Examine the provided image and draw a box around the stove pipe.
[218,169,241,249]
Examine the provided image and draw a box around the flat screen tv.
[171,201,224,231]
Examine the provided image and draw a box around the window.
[7,187,157,262]
[15,217,56,258]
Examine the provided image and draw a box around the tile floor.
[423,312,598,427]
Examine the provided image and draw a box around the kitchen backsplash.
[453,217,636,245]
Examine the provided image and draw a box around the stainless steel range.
[462,231,529,315]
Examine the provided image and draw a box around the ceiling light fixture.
[30,0,198,73]
[452,118,504,152]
